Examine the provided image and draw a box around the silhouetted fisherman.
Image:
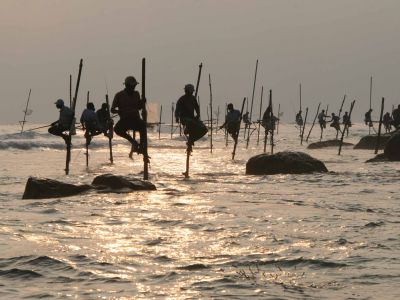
[330,113,341,136]
[318,109,327,130]
[364,109,373,127]
[392,104,400,130]
[342,111,352,136]
[111,76,146,156]
[242,112,252,127]
[262,105,277,131]
[220,103,241,142]
[383,112,393,133]
[96,103,113,137]
[295,110,303,126]
[175,84,201,151]
[80,102,102,145]
[48,99,74,144]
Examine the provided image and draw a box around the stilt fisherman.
[111,76,146,156]
[48,99,74,144]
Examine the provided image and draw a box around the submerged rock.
[23,174,156,199]
[91,174,156,192]
[354,134,392,150]
[307,139,353,149]
[22,177,91,200]
[246,151,328,175]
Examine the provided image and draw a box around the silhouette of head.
[227,103,233,111]
[124,76,138,90]
[101,103,108,110]
[55,99,64,109]
[87,102,95,111]
[184,84,195,95]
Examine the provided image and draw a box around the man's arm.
[111,93,119,114]
[175,98,181,122]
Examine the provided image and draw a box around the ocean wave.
[0,268,42,279]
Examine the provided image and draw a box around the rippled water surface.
[0,123,399,299]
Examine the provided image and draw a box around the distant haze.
[1,0,400,124]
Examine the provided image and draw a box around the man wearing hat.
[48,99,74,143]
[175,84,200,126]
[111,76,145,154]
[175,84,201,149]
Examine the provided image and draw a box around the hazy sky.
[1,0,400,124]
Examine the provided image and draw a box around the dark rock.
[22,174,156,200]
[354,134,392,150]
[384,132,400,161]
[246,151,328,175]
[365,153,388,163]
[22,177,91,200]
[307,139,353,149]
[91,174,156,192]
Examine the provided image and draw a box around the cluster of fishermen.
[364,105,400,133]
[220,103,278,142]
[48,77,208,160]
[295,109,352,136]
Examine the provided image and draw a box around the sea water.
[0,123,399,299]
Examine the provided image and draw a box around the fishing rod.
[20,89,32,134]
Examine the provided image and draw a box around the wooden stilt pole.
[69,75,72,107]
[270,90,275,154]
[232,98,246,160]
[375,97,385,154]
[184,63,202,178]
[256,86,264,145]
[369,76,373,135]
[246,60,258,148]
[105,94,113,163]
[208,74,213,153]
[171,103,174,139]
[276,103,280,135]
[66,59,83,175]
[338,100,356,155]
[306,103,321,142]
[141,58,150,180]
[158,105,163,140]
[300,107,308,145]
[225,103,228,147]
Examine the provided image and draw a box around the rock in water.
[384,132,400,161]
[22,177,91,199]
[246,151,328,175]
[366,153,388,163]
[354,134,392,150]
[307,139,353,149]
[91,174,156,192]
